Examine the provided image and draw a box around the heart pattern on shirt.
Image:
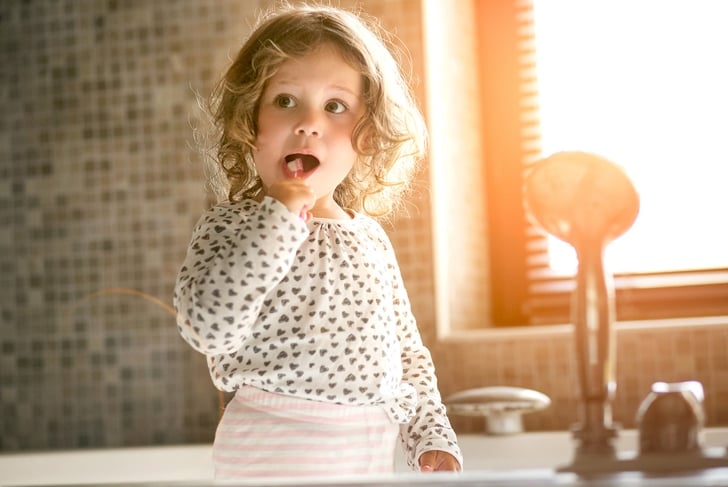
[174,197,461,470]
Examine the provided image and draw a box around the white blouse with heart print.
[173,196,462,469]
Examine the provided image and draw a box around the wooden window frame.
[476,0,728,327]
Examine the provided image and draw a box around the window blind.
[476,0,547,326]
[478,0,728,326]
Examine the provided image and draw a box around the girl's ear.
[355,122,376,155]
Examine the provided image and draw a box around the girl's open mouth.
[284,153,320,177]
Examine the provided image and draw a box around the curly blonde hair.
[206,3,427,218]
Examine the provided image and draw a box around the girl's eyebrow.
[328,85,361,98]
[269,79,360,98]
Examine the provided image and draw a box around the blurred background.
[2,0,727,452]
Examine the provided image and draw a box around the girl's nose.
[294,109,322,137]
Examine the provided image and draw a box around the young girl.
[174,3,462,479]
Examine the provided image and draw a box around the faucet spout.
[523,151,640,463]
[571,241,618,457]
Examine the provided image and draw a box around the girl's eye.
[275,95,296,108]
[325,100,347,114]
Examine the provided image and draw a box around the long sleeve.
[395,287,463,470]
[374,230,463,470]
[173,197,309,354]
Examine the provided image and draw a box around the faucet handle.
[637,380,705,455]
[651,380,705,403]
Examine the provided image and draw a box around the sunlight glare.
[533,0,728,275]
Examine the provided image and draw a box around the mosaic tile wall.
[434,322,728,435]
[2,0,726,453]
[0,0,268,451]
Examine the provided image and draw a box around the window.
[478,0,728,326]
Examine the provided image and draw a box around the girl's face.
[254,44,365,212]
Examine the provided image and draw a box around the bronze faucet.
[524,151,727,475]
[524,151,638,460]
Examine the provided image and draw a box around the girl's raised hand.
[267,178,316,223]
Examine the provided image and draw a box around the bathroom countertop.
[450,428,728,471]
[1,429,726,486]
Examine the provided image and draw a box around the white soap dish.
[447,386,551,435]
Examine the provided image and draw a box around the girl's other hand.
[267,179,316,223]
[418,450,461,472]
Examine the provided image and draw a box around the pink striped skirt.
[213,385,399,480]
